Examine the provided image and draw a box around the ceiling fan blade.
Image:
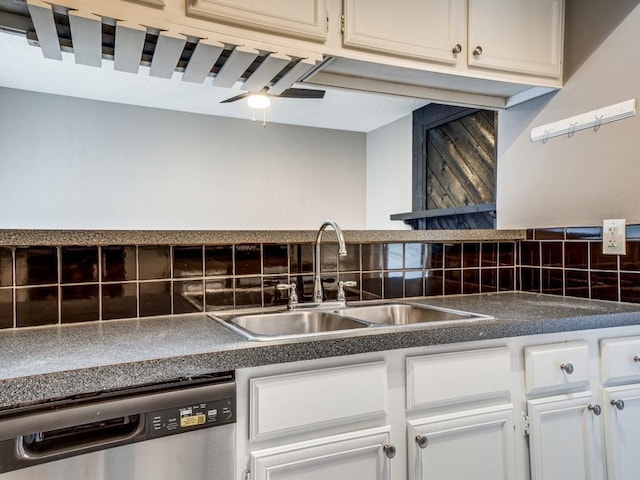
[277,88,325,99]
[220,92,250,103]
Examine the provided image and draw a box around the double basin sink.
[210,302,493,341]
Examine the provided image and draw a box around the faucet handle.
[276,282,298,309]
[337,280,358,302]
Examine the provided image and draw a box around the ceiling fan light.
[247,93,271,109]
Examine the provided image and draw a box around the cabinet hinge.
[243,468,251,480]
[340,14,345,33]
[522,413,530,437]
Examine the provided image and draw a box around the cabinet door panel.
[250,427,392,480]
[524,341,589,396]
[527,392,600,480]
[408,404,515,480]
[603,385,640,480]
[187,0,327,42]
[343,0,462,64]
[467,0,564,77]
[601,337,640,385]
[250,362,387,441]
[407,346,511,411]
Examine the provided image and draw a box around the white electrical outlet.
[603,219,626,255]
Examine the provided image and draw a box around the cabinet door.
[527,392,601,480]
[187,0,328,42]
[603,385,640,480]
[407,404,515,480]
[467,0,564,78]
[250,427,393,480]
[343,0,463,64]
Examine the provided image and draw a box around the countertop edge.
[3,292,640,409]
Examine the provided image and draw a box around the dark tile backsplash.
[1,226,640,329]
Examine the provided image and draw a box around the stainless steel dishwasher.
[0,373,236,479]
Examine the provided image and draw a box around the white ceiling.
[0,32,429,133]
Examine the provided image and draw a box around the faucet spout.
[313,219,347,303]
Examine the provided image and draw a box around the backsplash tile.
[339,243,361,272]
[463,243,480,268]
[173,279,204,314]
[138,246,170,280]
[0,289,12,328]
[3,225,640,330]
[173,246,204,279]
[0,248,12,287]
[102,283,137,320]
[16,286,58,327]
[290,244,313,274]
[102,246,136,282]
[16,247,58,286]
[235,245,261,276]
[61,284,99,323]
[204,278,234,311]
[139,281,171,317]
[361,244,383,271]
[263,244,288,275]
[61,247,98,284]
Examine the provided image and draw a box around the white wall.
[0,87,366,230]
[497,1,640,229]
[365,115,412,230]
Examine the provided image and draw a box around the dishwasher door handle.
[17,414,144,461]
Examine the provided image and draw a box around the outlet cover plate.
[603,219,626,255]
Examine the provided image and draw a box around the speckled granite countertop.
[0,229,525,246]
[2,291,640,410]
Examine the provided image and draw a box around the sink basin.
[336,303,492,325]
[211,310,369,341]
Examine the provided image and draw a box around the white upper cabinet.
[342,0,462,64]
[187,0,328,42]
[467,0,564,78]
[341,0,564,82]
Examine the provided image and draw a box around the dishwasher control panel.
[149,397,235,438]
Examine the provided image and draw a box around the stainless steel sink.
[336,303,493,325]
[211,310,369,341]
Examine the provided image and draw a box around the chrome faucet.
[313,219,347,303]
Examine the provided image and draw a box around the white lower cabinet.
[602,385,640,480]
[238,328,640,480]
[526,392,602,480]
[408,404,515,480]
[250,426,393,480]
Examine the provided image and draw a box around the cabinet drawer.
[524,341,589,395]
[250,362,388,441]
[601,336,640,385]
[407,347,511,412]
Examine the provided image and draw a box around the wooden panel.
[407,347,511,411]
[149,30,186,79]
[26,0,61,60]
[426,109,496,211]
[268,57,318,95]
[212,46,259,88]
[114,20,146,73]
[182,38,225,84]
[242,53,290,92]
[68,10,102,67]
[250,362,388,441]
